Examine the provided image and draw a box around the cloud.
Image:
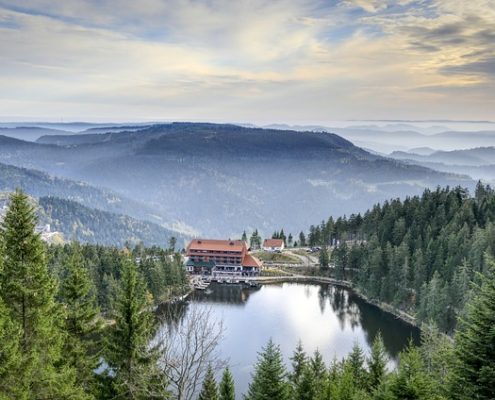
[0,0,494,122]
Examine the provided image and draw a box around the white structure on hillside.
[262,238,285,252]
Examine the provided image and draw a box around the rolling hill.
[37,196,185,247]
[390,147,495,167]
[0,123,474,237]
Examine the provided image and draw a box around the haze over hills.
[0,163,190,245]
[0,122,475,238]
[0,126,74,142]
[390,147,495,167]
[387,147,495,183]
[37,196,185,247]
[264,124,495,153]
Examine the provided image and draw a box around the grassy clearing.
[255,251,300,264]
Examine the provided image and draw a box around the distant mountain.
[0,123,472,237]
[0,126,73,142]
[264,124,495,153]
[390,147,495,167]
[81,124,153,134]
[0,123,473,237]
[408,147,436,156]
[395,160,495,183]
[38,196,185,247]
[0,161,184,230]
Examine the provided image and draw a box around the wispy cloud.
[0,0,494,122]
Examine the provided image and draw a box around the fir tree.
[0,189,88,399]
[105,257,165,399]
[299,232,306,247]
[420,324,453,390]
[60,242,102,393]
[199,365,218,400]
[309,350,326,383]
[219,368,235,400]
[367,333,388,391]
[294,365,317,400]
[294,350,326,400]
[347,342,367,388]
[448,259,495,400]
[245,339,289,400]
[168,236,177,252]
[289,341,307,386]
[0,298,24,399]
[387,345,439,400]
[319,246,330,271]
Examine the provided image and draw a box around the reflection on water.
[157,282,420,397]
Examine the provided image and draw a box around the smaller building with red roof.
[185,239,262,277]
[262,238,285,252]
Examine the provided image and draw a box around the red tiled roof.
[187,239,247,253]
[263,239,284,247]
[242,253,263,268]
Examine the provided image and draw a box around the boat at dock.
[192,279,210,290]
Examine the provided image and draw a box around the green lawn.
[255,251,300,264]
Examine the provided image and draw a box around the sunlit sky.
[0,0,494,123]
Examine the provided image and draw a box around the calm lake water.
[159,282,420,397]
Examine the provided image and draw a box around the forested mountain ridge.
[0,123,473,237]
[390,146,495,167]
[308,183,495,333]
[0,161,181,229]
[388,147,495,182]
[0,126,73,141]
[38,196,185,247]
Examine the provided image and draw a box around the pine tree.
[0,298,24,399]
[199,365,218,400]
[245,339,289,400]
[299,232,306,247]
[105,257,165,399]
[61,242,102,393]
[289,341,307,386]
[0,189,88,399]
[347,342,367,388]
[293,350,326,400]
[420,324,453,389]
[168,236,177,252]
[309,350,326,383]
[319,246,330,271]
[387,345,438,400]
[294,365,317,400]
[219,368,235,400]
[367,333,388,391]
[448,259,495,400]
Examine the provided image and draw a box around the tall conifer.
[219,368,235,400]
[199,365,218,400]
[0,189,88,399]
[61,242,102,393]
[245,339,289,400]
[0,298,24,399]
[367,333,388,391]
[449,260,495,400]
[105,257,165,399]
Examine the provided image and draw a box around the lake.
[158,282,420,397]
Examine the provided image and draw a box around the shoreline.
[227,274,420,329]
[165,274,420,330]
[277,276,419,329]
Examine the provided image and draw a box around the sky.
[0,0,494,123]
